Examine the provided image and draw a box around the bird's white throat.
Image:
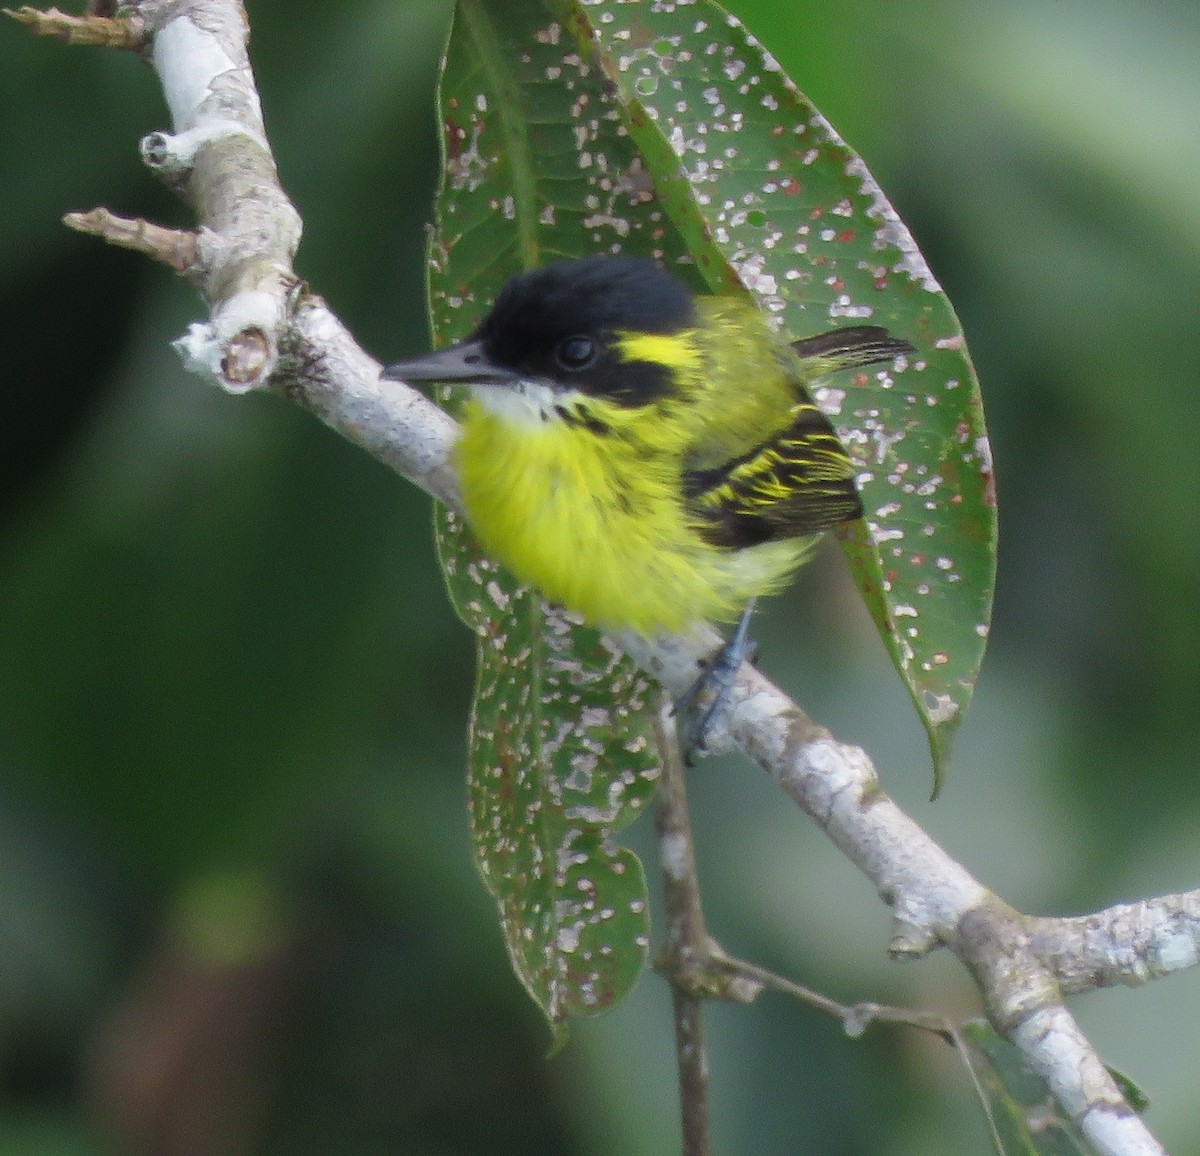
[471,380,584,428]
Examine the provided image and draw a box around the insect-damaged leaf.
[564,0,996,794]
[428,0,678,1032]
[425,0,996,1023]
[448,525,659,1031]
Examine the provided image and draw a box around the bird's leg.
[676,599,758,763]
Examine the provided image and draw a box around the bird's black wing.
[789,325,914,371]
[683,400,862,548]
[683,325,911,549]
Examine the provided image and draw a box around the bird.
[384,254,911,746]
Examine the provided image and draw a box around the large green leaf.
[427,0,680,1032]
[425,0,996,1024]
[447,532,659,1031]
[563,0,996,793]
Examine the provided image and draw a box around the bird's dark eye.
[555,335,598,371]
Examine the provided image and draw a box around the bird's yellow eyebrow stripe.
[614,331,703,373]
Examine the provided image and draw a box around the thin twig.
[3,4,144,47]
[714,950,955,1042]
[648,711,1007,1150]
[654,701,713,1156]
[709,948,1012,1151]
[951,1024,1010,1155]
[63,208,198,272]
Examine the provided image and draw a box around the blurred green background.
[2,1,1198,1152]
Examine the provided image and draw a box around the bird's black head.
[472,255,698,407]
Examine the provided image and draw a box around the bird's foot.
[675,601,757,763]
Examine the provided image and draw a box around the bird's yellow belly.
[455,406,810,636]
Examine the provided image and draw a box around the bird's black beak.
[382,339,520,386]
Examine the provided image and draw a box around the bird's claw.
[674,600,757,763]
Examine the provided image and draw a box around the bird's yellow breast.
[455,395,811,636]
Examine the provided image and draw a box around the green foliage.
[427,0,993,1025]
[568,0,993,792]
[440,513,660,1032]
[428,0,676,1031]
